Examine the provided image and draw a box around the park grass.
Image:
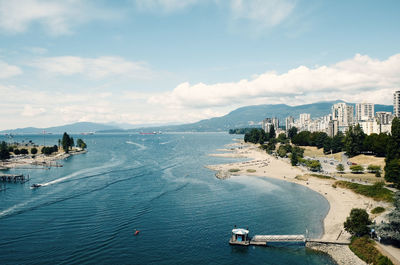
[300,146,343,161]
[371,207,385,214]
[295,175,309,181]
[337,172,383,184]
[335,181,394,202]
[349,154,385,168]
[349,237,393,265]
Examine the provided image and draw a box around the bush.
[228,168,240,173]
[344,208,371,236]
[336,163,345,173]
[246,169,256,173]
[371,207,385,214]
[350,164,364,174]
[335,181,394,202]
[13,148,20,155]
[368,165,382,173]
[31,147,38,155]
[349,237,393,265]
[20,148,29,155]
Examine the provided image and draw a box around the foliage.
[345,124,366,157]
[349,236,393,265]
[336,163,345,173]
[277,133,288,143]
[246,169,256,173]
[20,148,29,155]
[287,127,298,140]
[228,168,240,173]
[310,174,332,179]
[0,141,10,160]
[290,153,298,166]
[61,132,74,153]
[290,146,305,166]
[304,159,322,172]
[344,208,371,236]
[76,139,87,149]
[277,145,287,158]
[269,125,276,139]
[368,165,382,173]
[292,131,311,146]
[385,118,400,188]
[244,128,268,144]
[350,164,364,174]
[13,148,20,155]
[31,147,38,155]
[375,192,400,244]
[229,128,255,134]
[371,207,385,214]
[335,181,394,202]
[41,145,58,155]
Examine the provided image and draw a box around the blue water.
[0,133,335,264]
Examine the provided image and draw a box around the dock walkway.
[0,174,29,183]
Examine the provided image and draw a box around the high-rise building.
[355,103,374,121]
[332,103,354,127]
[376,111,393,125]
[327,120,339,137]
[394,91,400,117]
[262,118,279,133]
[299,113,310,126]
[285,116,294,130]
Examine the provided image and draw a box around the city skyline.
[0,0,399,130]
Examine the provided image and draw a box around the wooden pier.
[250,235,306,246]
[0,174,29,183]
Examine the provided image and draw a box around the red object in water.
[134,230,140,236]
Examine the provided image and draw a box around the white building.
[332,103,354,129]
[355,103,374,121]
[376,111,393,125]
[299,113,310,126]
[285,116,294,131]
[394,91,400,117]
[262,118,279,133]
[327,120,339,137]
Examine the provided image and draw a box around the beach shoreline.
[206,140,390,265]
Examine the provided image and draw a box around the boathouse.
[229,228,250,245]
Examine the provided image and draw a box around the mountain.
[1,122,120,134]
[114,100,393,132]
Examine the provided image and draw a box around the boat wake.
[126,141,147,150]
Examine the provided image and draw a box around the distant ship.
[140,131,161,135]
[80,132,94,135]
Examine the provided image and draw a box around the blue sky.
[0,0,399,130]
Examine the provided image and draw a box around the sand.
[206,141,393,264]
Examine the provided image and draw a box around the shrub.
[344,208,371,236]
[246,169,256,173]
[368,165,382,173]
[30,147,38,155]
[336,163,345,173]
[371,207,385,214]
[335,181,394,202]
[228,168,240,173]
[349,237,393,265]
[350,164,364,174]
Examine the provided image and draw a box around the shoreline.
[0,149,87,170]
[206,140,390,265]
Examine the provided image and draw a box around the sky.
[0,0,399,130]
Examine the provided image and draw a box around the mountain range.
[1,101,393,134]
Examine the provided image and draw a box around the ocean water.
[0,133,335,265]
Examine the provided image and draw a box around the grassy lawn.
[300,146,343,161]
[335,181,394,202]
[336,172,383,184]
[349,154,385,168]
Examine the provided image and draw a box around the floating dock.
[230,228,306,246]
[0,174,29,183]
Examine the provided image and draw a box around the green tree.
[375,192,400,244]
[277,145,287,158]
[367,165,381,173]
[308,160,322,172]
[269,125,276,139]
[290,153,298,166]
[331,132,345,153]
[344,208,372,236]
[385,118,400,187]
[345,125,366,157]
[61,132,73,153]
[31,147,38,155]
[337,164,345,173]
[288,127,298,140]
[292,131,311,146]
[350,164,364,174]
[0,141,10,160]
[76,139,87,149]
[277,133,288,143]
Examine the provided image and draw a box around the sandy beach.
[206,140,392,265]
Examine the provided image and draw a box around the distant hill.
[1,122,120,134]
[109,100,393,133]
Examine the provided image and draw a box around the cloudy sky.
[0,0,399,130]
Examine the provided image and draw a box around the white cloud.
[229,0,296,27]
[0,0,115,35]
[134,0,198,13]
[30,56,152,79]
[0,60,22,78]
[21,105,46,117]
[149,53,400,108]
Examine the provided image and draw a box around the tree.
[20,148,29,155]
[290,153,298,166]
[331,132,345,153]
[345,125,366,157]
[277,133,288,143]
[278,145,287,157]
[308,160,322,172]
[0,141,10,160]
[344,208,371,236]
[244,128,268,145]
[336,164,345,173]
[288,127,298,140]
[292,131,311,146]
[372,133,390,157]
[13,148,20,155]
[269,125,276,139]
[61,132,74,153]
[31,147,38,155]
[367,165,381,173]
[385,118,400,188]
[350,164,364,174]
[375,192,400,244]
